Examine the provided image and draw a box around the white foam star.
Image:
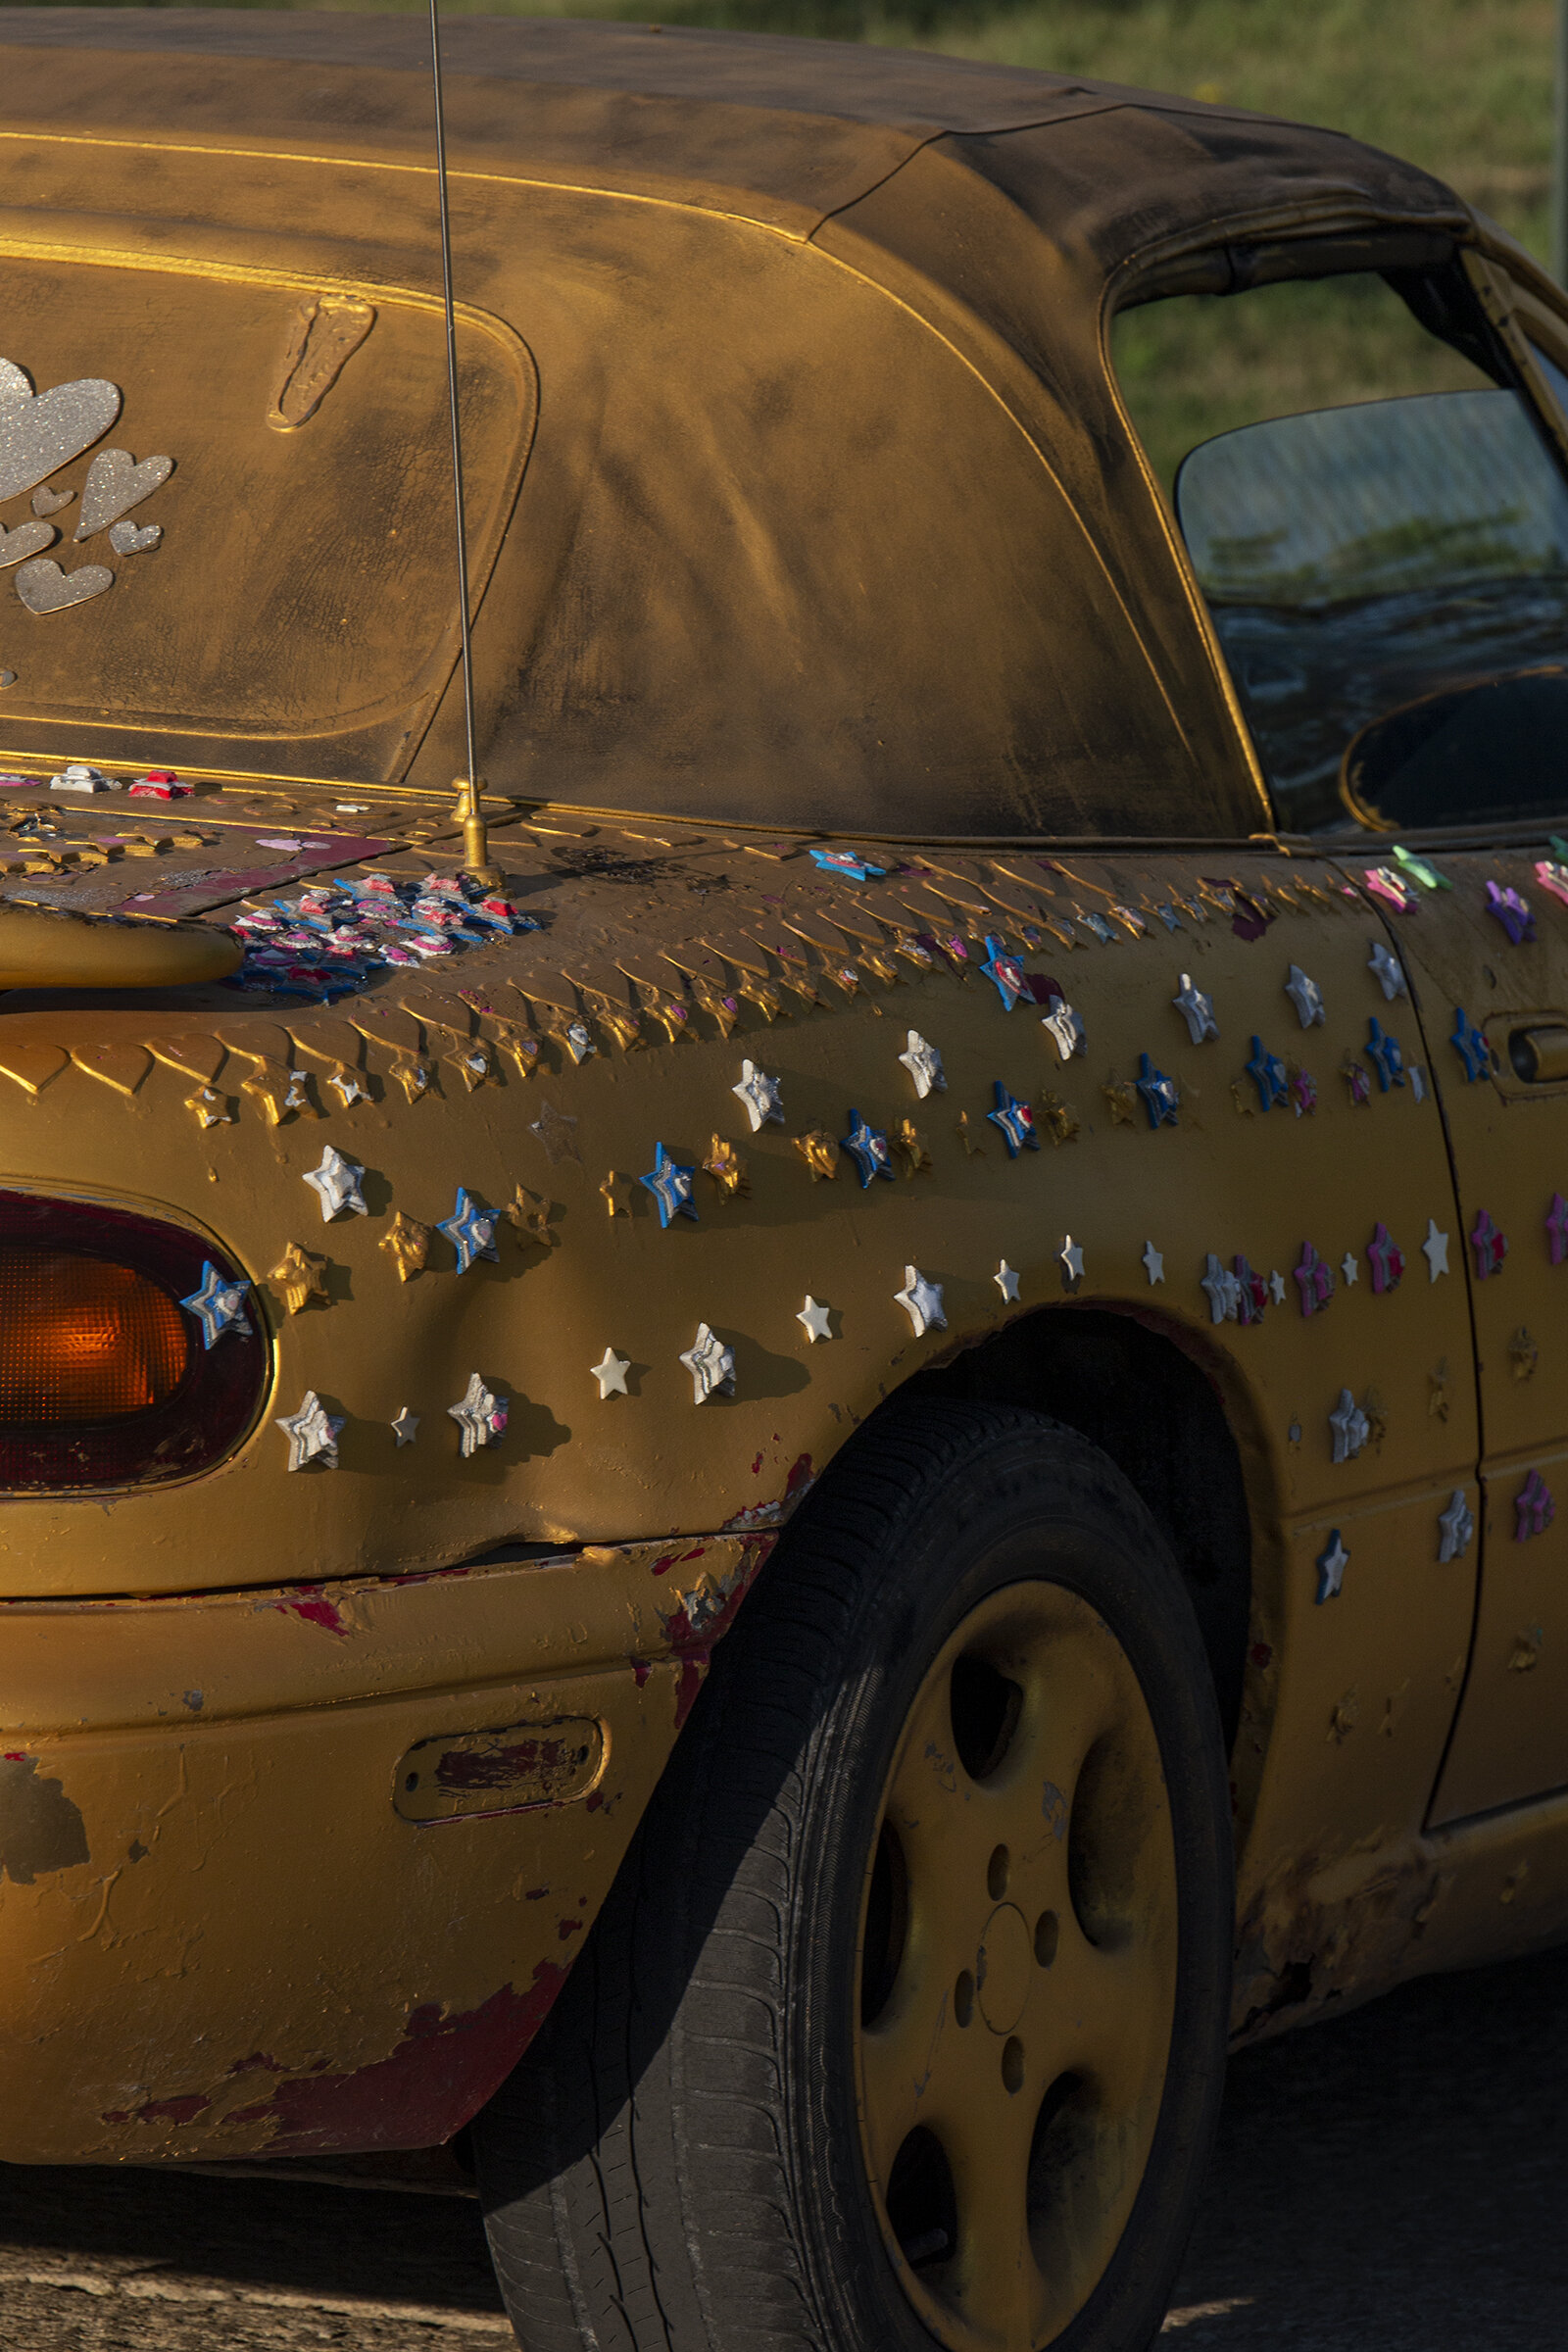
[797,1297,834,1344]
[275,1390,343,1472]
[731,1058,784,1133]
[898,1031,946,1099]
[994,1261,1021,1303]
[1142,1241,1165,1286]
[590,1348,631,1399]
[390,1407,419,1447]
[1422,1219,1449,1281]
[895,1266,946,1337]
[680,1323,736,1401]
[302,1145,368,1222]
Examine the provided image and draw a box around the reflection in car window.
[1109,271,1568,832]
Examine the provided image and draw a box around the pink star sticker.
[1367,1221,1405,1295]
[1295,1242,1334,1317]
[1548,1192,1568,1267]
[1516,1469,1554,1541]
[1470,1209,1507,1279]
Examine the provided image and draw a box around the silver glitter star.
[1200,1252,1241,1324]
[1330,1389,1370,1463]
[1172,973,1218,1045]
[1041,996,1087,1062]
[1058,1235,1085,1294]
[1438,1489,1475,1562]
[1142,1240,1165,1286]
[275,1390,343,1472]
[302,1145,368,1222]
[797,1296,834,1344]
[895,1265,946,1337]
[1285,964,1326,1028]
[178,1259,252,1349]
[679,1322,736,1402]
[1341,1252,1359,1287]
[898,1030,947,1099]
[390,1407,419,1447]
[1368,942,1407,1003]
[731,1058,785,1133]
[994,1260,1021,1302]
[1422,1218,1450,1281]
[590,1347,630,1399]
[448,1372,509,1457]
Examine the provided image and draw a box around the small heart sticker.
[0,519,58,568]
[0,360,122,503]
[14,557,114,614]
[76,448,173,540]
[31,485,74,516]
[109,518,162,556]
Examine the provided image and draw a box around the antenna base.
[453,774,504,893]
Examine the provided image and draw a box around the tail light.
[0,1193,266,1490]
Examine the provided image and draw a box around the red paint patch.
[227,2052,282,2077]
[103,2091,213,2129]
[784,1453,814,1499]
[751,1452,764,1476]
[586,1789,604,1812]
[1250,1642,1274,1670]
[270,1586,352,1638]
[630,1657,652,1687]
[557,1917,583,1940]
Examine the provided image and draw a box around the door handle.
[1509,1025,1568,1082]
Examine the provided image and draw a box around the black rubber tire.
[473,1400,1233,2352]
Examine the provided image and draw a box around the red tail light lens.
[0,1193,266,1490]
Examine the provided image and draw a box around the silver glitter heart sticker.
[75,448,173,540]
[0,359,122,504]
[31,485,73,516]
[14,557,114,613]
[0,519,58,568]
[109,518,161,556]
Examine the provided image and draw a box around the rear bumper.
[0,1533,769,2163]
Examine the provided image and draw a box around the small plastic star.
[179,1259,253,1348]
[1422,1219,1450,1282]
[529,1100,581,1164]
[1516,1468,1554,1540]
[1058,1235,1085,1294]
[994,1260,1021,1303]
[896,1265,947,1336]
[1102,1075,1139,1126]
[1438,1491,1474,1562]
[1136,1053,1181,1127]
[809,847,885,881]
[899,1030,946,1098]
[1152,902,1183,932]
[795,1127,841,1180]
[561,1019,595,1064]
[186,1086,233,1130]
[1295,1244,1334,1317]
[392,1055,432,1102]
[1268,1268,1287,1306]
[1172,973,1218,1045]
[1200,1252,1241,1324]
[732,1058,785,1133]
[1368,942,1408,1002]
[590,1348,631,1399]
[1470,1208,1507,1279]
[1142,1240,1165,1285]
[1289,1065,1317,1117]
[325,1063,370,1108]
[1538,858,1568,909]
[1486,879,1536,944]
[1367,1222,1405,1295]
[1330,1390,1370,1463]
[1315,1530,1349,1603]
[1285,965,1326,1028]
[1394,844,1447,891]
[894,1118,932,1175]
[1509,1326,1540,1382]
[1077,911,1115,945]
[1233,1255,1268,1325]
[1245,1037,1289,1111]
[987,1083,1040,1156]
[841,1111,896,1186]
[703,1136,750,1198]
[1341,1251,1359,1287]
[797,1296,834,1344]
[1041,995,1086,1062]
[275,1390,343,1472]
[379,1210,431,1282]
[978,933,1026,1010]
[1342,1055,1371,1106]
[448,1372,508,1457]
[507,1186,559,1250]
[1450,1008,1492,1083]
[1365,866,1415,912]
[302,1145,368,1222]
[390,1407,419,1447]
[1365,1018,1405,1092]
[640,1142,700,1226]
[680,1322,736,1402]
[601,1169,633,1218]
[269,1242,328,1315]
[437,1187,501,1273]
[1548,1192,1568,1266]
[1410,1065,1427,1103]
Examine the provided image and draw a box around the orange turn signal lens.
[0,1249,189,1422]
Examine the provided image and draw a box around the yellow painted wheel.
[858,1583,1179,2352]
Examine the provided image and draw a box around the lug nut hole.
[1002,2036,1025,2094]
[1034,1909,1059,1967]
[955,1969,975,2028]
[987,1843,1009,1900]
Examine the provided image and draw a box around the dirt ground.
[3,1940,1564,2350]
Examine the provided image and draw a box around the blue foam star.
[437,1187,501,1273]
[178,1259,252,1349]
[1136,1053,1181,1128]
[986,1082,1040,1156]
[1365,1017,1405,1092]
[808,848,887,881]
[639,1142,699,1227]
[1246,1036,1289,1111]
[840,1111,895,1187]
[1450,1006,1492,1082]
[978,934,1026,1012]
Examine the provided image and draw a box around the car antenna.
[428,0,503,890]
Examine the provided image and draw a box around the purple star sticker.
[1291,1067,1317,1116]
[1549,1192,1568,1267]
[1344,1060,1371,1107]
[1367,1221,1405,1295]
[1470,1208,1507,1279]
[1233,1255,1269,1325]
[1295,1243,1334,1317]
[1516,1469,1554,1541]
[1486,880,1536,945]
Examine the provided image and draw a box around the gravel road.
[2,1940,1563,2350]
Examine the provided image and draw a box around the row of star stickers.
[1191,1219,1448,1327]
[1363,845,1568,938]
[274,1374,506,1470]
[1313,1485,1476,1601]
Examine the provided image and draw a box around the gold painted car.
[4,12,1568,2349]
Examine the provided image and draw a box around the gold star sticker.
[379,1210,432,1283]
[689,976,740,1039]
[894,1117,931,1175]
[492,1025,540,1079]
[446,1041,499,1094]
[600,1170,634,1219]
[1363,1384,1389,1451]
[793,1127,839,1181]
[1039,1093,1080,1147]
[954,1111,985,1156]
[703,1136,750,1198]
[1509,1326,1540,1382]
[185,1086,233,1130]
[1428,1359,1451,1421]
[1102,1075,1138,1127]
[508,1184,560,1249]
[1229,1080,1254,1119]
[270,1241,329,1315]
[390,1054,434,1103]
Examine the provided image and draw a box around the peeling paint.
[0,1755,89,1886]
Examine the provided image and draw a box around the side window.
[1112,270,1568,833]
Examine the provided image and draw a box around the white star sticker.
[275,1390,343,1472]
[1422,1218,1449,1281]
[898,1031,946,1099]
[1411,1065,1427,1103]
[797,1297,834,1344]
[1285,964,1326,1028]
[895,1266,946,1337]
[448,1372,508,1457]
[327,1067,370,1107]
[731,1058,785,1133]
[1200,1252,1241,1324]
[1316,1530,1350,1601]
[1341,1252,1359,1286]
[590,1348,631,1398]
[994,1260,1021,1303]
[680,1322,736,1401]
[1269,1269,1287,1305]
[1438,1489,1475,1562]
[1041,996,1087,1061]
[1368,941,1407,1002]
[1142,1240,1165,1286]
[1059,1235,1085,1294]
[1172,973,1218,1045]
[1329,1389,1370,1463]
[302,1145,368,1222]
[390,1407,419,1446]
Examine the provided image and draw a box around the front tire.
[474,1401,1233,2352]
